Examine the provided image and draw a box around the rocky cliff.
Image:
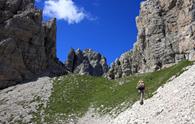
[65,48,109,76]
[2,0,195,88]
[107,0,195,79]
[0,0,66,89]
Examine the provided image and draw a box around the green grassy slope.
[34,61,193,123]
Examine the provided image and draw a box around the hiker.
[136,80,145,105]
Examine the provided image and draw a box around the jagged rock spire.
[65,48,109,76]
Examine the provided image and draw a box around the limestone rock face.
[65,49,109,76]
[0,0,66,89]
[107,0,195,79]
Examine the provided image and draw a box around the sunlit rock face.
[65,48,109,76]
[0,0,66,89]
[107,0,195,79]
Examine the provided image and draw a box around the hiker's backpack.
[138,83,145,91]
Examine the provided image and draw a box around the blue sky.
[35,0,143,64]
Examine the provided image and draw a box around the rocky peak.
[65,48,109,76]
[107,0,195,79]
[0,0,66,89]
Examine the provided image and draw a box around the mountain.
[2,0,195,89]
[0,0,66,89]
[65,48,109,76]
[0,0,110,89]
[1,0,195,123]
[107,0,195,79]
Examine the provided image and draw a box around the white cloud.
[43,0,86,24]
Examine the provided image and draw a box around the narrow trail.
[111,65,195,124]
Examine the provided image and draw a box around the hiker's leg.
[140,92,143,102]
[140,90,144,105]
